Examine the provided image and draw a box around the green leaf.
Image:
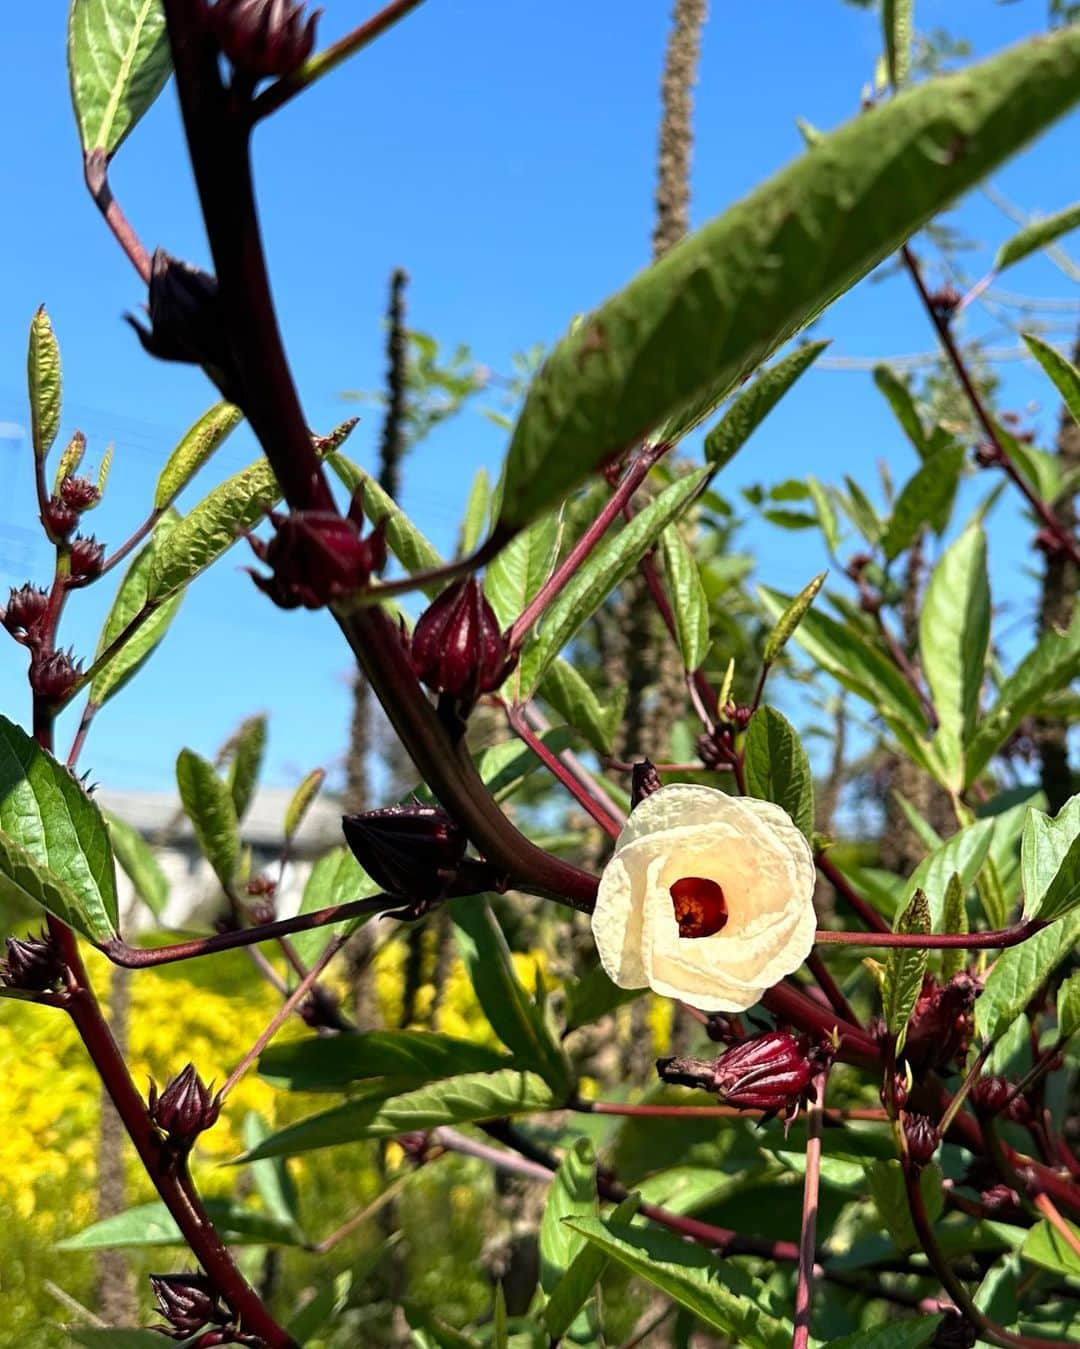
[882,889,931,1052]
[242,1070,559,1159]
[28,306,61,460]
[259,1030,509,1093]
[540,659,626,756]
[1058,970,1080,1041]
[56,1198,301,1250]
[563,960,646,1033]
[976,908,1080,1041]
[744,707,815,839]
[492,1285,508,1349]
[290,845,380,968]
[940,872,969,983]
[327,454,443,589]
[905,817,995,930]
[840,476,883,544]
[563,1218,792,1349]
[660,525,711,671]
[1023,331,1080,429]
[883,0,913,88]
[484,510,562,631]
[453,899,572,1096]
[67,0,171,156]
[1020,1217,1080,1279]
[919,523,990,789]
[874,364,928,457]
[966,609,1080,786]
[105,810,167,918]
[881,445,965,561]
[287,1272,353,1345]
[53,431,88,493]
[0,715,118,941]
[68,1333,192,1349]
[461,467,491,555]
[703,343,828,470]
[539,1137,597,1295]
[284,768,325,843]
[806,476,839,555]
[543,1193,641,1340]
[470,729,576,805]
[175,749,239,888]
[497,28,1080,529]
[864,1159,943,1252]
[525,471,707,691]
[996,201,1080,272]
[224,714,267,822]
[1021,793,1080,922]
[90,510,184,707]
[825,1318,943,1349]
[242,1112,304,1242]
[762,572,826,666]
[153,402,244,510]
[146,458,285,604]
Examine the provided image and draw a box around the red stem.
[815,920,1042,949]
[793,1070,827,1349]
[508,704,623,837]
[816,853,891,933]
[805,949,862,1027]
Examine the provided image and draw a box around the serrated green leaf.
[105,809,167,918]
[153,402,243,510]
[702,343,827,470]
[525,471,707,692]
[540,659,626,756]
[1058,971,1080,1041]
[453,898,571,1096]
[996,202,1080,272]
[562,961,646,1033]
[284,768,324,842]
[90,512,185,708]
[882,889,931,1051]
[54,431,87,493]
[1023,331,1080,429]
[763,572,826,666]
[563,1218,791,1349]
[461,467,491,555]
[744,707,815,839]
[175,749,238,889]
[542,1193,640,1340]
[223,714,266,822]
[840,476,883,544]
[539,1138,597,1295]
[67,0,171,156]
[940,872,969,982]
[55,1198,301,1250]
[290,845,380,968]
[242,1112,304,1242]
[976,907,1080,1041]
[805,476,839,554]
[484,510,562,633]
[259,1029,509,1093]
[0,715,118,941]
[660,524,711,671]
[864,1159,943,1252]
[1022,793,1080,922]
[242,1070,559,1159]
[28,306,61,461]
[881,445,965,561]
[919,523,990,790]
[883,0,913,88]
[904,817,995,930]
[825,1317,943,1349]
[1020,1217,1080,1279]
[327,454,443,591]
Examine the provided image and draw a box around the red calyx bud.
[150,1273,228,1338]
[969,1074,1012,1118]
[246,508,387,609]
[1,931,67,992]
[29,648,81,703]
[630,759,662,809]
[845,552,872,580]
[904,973,977,1071]
[410,578,516,707]
[858,588,883,616]
[927,284,962,321]
[397,1131,432,1166]
[696,726,733,771]
[712,1030,817,1116]
[209,0,321,79]
[881,1068,909,1113]
[42,496,79,541]
[903,1112,939,1168]
[148,1064,222,1147]
[705,1013,745,1045]
[128,250,239,401]
[68,535,105,584]
[932,1310,978,1348]
[3,585,49,642]
[980,1182,1021,1214]
[59,475,101,511]
[342,804,467,900]
[973,440,1004,469]
[720,701,753,732]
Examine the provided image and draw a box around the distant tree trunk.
[96,971,134,1324]
[1034,329,1080,813]
[653,0,708,260]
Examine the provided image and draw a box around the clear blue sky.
[1,1,1077,793]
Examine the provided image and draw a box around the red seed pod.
[209,0,321,80]
[711,1030,816,1113]
[932,1310,978,1348]
[246,509,387,609]
[927,284,962,321]
[59,475,101,511]
[720,701,753,732]
[29,648,81,703]
[410,578,516,707]
[3,584,49,641]
[148,1064,222,1147]
[128,250,239,400]
[68,535,105,584]
[150,1273,227,1338]
[696,726,733,771]
[1,931,67,992]
[342,804,467,900]
[630,759,662,809]
[969,1074,1012,1118]
[298,984,350,1032]
[42,496,79,542]
[904,973,977,1071]
[903,1112,939,1168]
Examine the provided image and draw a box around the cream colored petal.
[591,850,648,989]
[614,784,743,853]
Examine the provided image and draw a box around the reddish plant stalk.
[507,704,623,837]
[815,920,1042,949]
[1032,1192,1080,1262]
[792,1070,827,1349]
[84,151,152,283]
[805,949,862,1027]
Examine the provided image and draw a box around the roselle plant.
[3,1,1080,1345]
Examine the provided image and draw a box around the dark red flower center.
[669,876,728,938]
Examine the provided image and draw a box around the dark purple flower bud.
[858,588,883,616]
[630,759,662,809]
[127,250,239,401]
[148,1064,222,1147]
[342,804,467,900]
[410,578,515,707]
[397,1131,432,1166]
[711,1030,816,1113]
[904,973,977,1071]
[973,440,1004,469]
[980,1181,1021,1213]
[927,284,962,322]
[42,496,79,542]
[845,552,872,580]
[59,475,101,511]
[969,1074,1012,1118]
[68,535,105,584]
[209,0,321,79]
[696,726,733,771]
[3,584,49,641]
[246,508,387,609]
[720,701,753,732]
[29,648,81,703]
[704,1013,745,1044]
[298,983,351,1032]
[932,1310,977,1348]
[880,1066,909,1113]
[903,1113,939,1168]
[1,931,67,991]
[150,1273,227,1337]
